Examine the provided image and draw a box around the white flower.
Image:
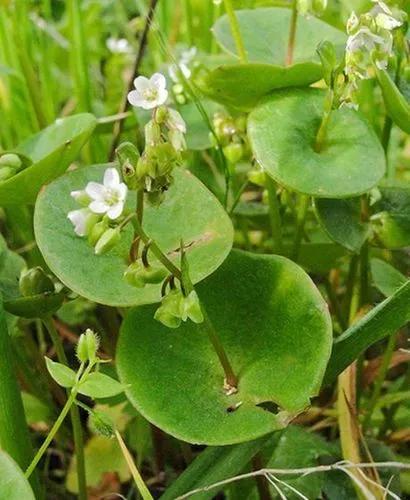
[67,208,98,237]
[106,37,132,54]
[127,73,168,110]
[85,168,128,220]
[371,1,403,30]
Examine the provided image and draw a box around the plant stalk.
[291,194,309,261]
[266,176,283,255]
[286,0,298,66]
[42,318,87,500]
[223,0,247,63]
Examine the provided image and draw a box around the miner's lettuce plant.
[0,1,409,499]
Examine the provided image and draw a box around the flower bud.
[116,142,141,190]
[19,267,55,297]
[169,129,187,152]
[94,227,121,255]
[124,261,168,288]
[76,328,100,363]
[248,169,266,187]
[154,289,183,328]
[88,219,109,247]
[145,120,161,146]
[155,105,168,124]
[0,153,22,170]
[223,143,243,164]
[0,166,16,182]
[181,291,203,323]
[89,410,115,438]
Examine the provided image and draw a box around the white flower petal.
[71,190,83,200]
[127,90,146,108]
[151,72,167,90]
[167,109,186,132]
[104,168,120,189]
[117,183,128,201]
[67,209,88,236]
[133,76,150,92]
[107,202,124,220]
[89,200,109,214]
[156,88,168,107]
[86,181,106,200]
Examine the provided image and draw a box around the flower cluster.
[154,289,203,329]
[127,73,187,204]
[297,0,327,17]
[342,1,405,106]
[67,168,128,255]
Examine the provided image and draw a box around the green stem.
[25,361,93,481]
[266,176,283,255]
[131,216,182,279]
[0,298,41,496]
[363,332,397,430]
[286,0,298,66]
[42,318,87,500]
[223,0,247,62]
[382,115,394,179]
[314,90,334,152]
[115,430,153,500]
[199,305,237,389]
[291,194,309,261]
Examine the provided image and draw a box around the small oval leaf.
[45,357,76,388]
[78,372,125,398]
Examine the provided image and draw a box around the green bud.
[76,328,100,363]
[116,142,141,190]
[0,153,22,170]
[145,120,161,146]
[248,169,266,187]
[123,261,168,288]
[223,143,243,164]
[169,129,186,151]
[89,410,115,438]
[154,289,183,328]
[88,219,109,246]
[181,291,204,323]
[155,105,168,124]
[0,166,15,182]
[154,307,181,328]
[94,227,121,255]
[19,267,55,297]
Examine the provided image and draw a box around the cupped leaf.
[0,114,96,206]
[0,451,35,500]
[34,164,233,307]
[375,66,410,134]
[196,62,322,111]
[117,250,332,445]
[0,234,25,301]
[213,8,346,65]
[314,198,369,253]
[371,185,410,249]
[248,89,386,198]
[78,372,125,399]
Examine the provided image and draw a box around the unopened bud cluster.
[297,0,327,17]
[76,328,100,363]
[0,153,30,182]
[154,288,203,329]
[212,112,250,168]
[168,47,198,105]
[19,267,55,297]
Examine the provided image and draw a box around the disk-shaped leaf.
[0,451,35,500]
[315,198,369,253]
[196,62,322,111]
[213,8,346,65]
[0,114,96,206]
[371,186,410,249]
[248,89,385,198]
[203,8,345,109]
[117,250,332,445]
[34,165,233,307]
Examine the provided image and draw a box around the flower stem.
[266,176,283,255]
[223,0,247,63]
[131,216,182,279]
[115,430,153,500]
[286,0,298,66]
[314,89,334,153]
[42,318,87,500]
[199,304,238,389]
[291,194,309,261]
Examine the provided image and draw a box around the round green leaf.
[0,451,35,500]
[0,114,96,206]
[213,8,346,65]
[196,62,322,111]
[34,165,233,307]
[314,198,369,253]
[248,89,386,198]
[117,250,332,445]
